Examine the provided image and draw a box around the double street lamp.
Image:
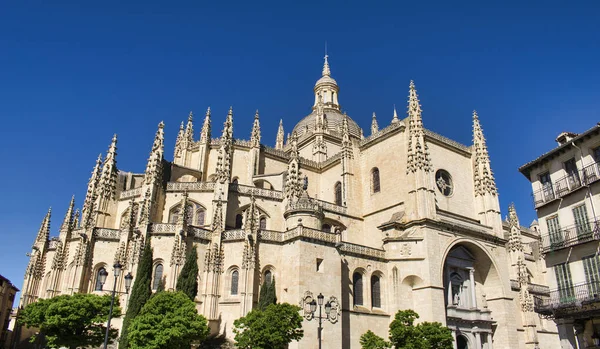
[98,262,133,349]
[309,293,332,349]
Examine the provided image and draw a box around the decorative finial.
[322,55,331,77]
[392,104,399,123]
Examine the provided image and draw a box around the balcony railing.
[534,280,600,316]
[532,160,600,208]
[540,218,600,253]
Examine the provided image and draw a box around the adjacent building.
[520,124,600,349]
[0,274,18,349]
[16,55,560,348]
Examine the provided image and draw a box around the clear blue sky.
[1,1,599,293]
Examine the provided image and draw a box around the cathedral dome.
[292,109,362,138]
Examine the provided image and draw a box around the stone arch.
[152,259,165,290]
[253,179,274,190]
[351,267,367,307]
[168,200,207,226]
[91,263,108,292]
[260,265,276,285]
[225,265,240,296]
[398,274,424,311]
[370,270,385,310]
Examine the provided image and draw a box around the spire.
[473,111,497,196]
[507,203,523,253]
[212,195,224,233]
[243,194,259,233]
[36,208,51,243]
[178,190,189,227]
[216,107,234,184]
[275,119,285,150]
[285,132,303,200]
[98,134,118,200]
[60,195,75,233]
[174,121,185,158]
[406,81,432,173]
[73,209,80,229]
[184,111,194,144]
[200,107,212,144]
[342,113,351,150]
[392,105,399,123]
[250,110,261,147]
[322,54,331,77]
[371,112,379,135]
[82,154,102,228]
[144,121,165,185]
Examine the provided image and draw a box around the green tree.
[360,330,391,349]
[18,293,121,349]
[176,246,199,301]
[388,309,453,349]
[120,243,154,348]
[127,291,209,349]
[233,303,303,349]
[257,278,276,311]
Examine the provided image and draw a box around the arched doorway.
[457,335,468,349]
[443,242,500,349]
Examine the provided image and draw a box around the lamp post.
[100,262,132,349]
[309,293,333,349]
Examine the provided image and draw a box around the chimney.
[555,132,578,146]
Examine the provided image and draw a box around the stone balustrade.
[338,242,386,260]
[94,228,121,240]
[120,187,143,200]
[166,181,216,192]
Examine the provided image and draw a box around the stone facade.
[17,56,561,349]
[520,125,600,349]
[0,274,18,348]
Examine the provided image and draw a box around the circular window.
[435,170,453,196]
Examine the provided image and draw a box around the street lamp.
[306,293,339,349]
[103,262,122,349]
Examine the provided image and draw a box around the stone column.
[452,330,457,349]
[468,267,477,308]
[474,329,481,349]
[488,332,494,349]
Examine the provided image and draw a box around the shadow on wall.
[341,258,351,349]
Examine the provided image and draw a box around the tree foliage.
[257,278,276,311]
[360,330,391,349]
[127,291,209,349]
[387,309,453,349]
[120,243,154,348]
[233,303,303,349]
[176,246,199,301]
[18,293,121,349]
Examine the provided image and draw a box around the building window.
[353,272,363,306]
[546,216,563,250]
[169,202,205,226]
[235,214,243,229]
[334,182,342,206]
[371,168,380,193]
[231,270,239,295]
[583,255,600,295]
[554,263,574,303]
[264,270,273,285]
[539,172,554,201]
[152,264,163,290]
[573,204,591,239]
[94,268,106,291]
[321,224,331,233]
[564,158,581,188]
[593,147,600,162]
[259,217,267,230]
[371,275,381,308]
[435,169,453,196]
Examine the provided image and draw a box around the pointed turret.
[36,208,51,243]
[392,105,399,123]
[60,196,75,233]
[342,113,351,150]
[322,54,331,76]
[184,111,194,144]
[406,81,432,173]
[473,111,497,196]
[313,55,340,111]
[73,209,80,229]
[250,110,261,147]
[200,107,212,144]
[285,132,303,200]
[243,194,259,234]
[216,107,234,184]
[98,134,118,201]
[144,121,165,185]
[371,112,379,135]
[507,203,523,253]
[275,119,285,150]
[212,196,224,233]
[81,154,102,229]
[174,121,185,159]
[178,190,189,228]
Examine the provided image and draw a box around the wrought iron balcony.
[539,218,600,253]
[534,280,600,318]
[532,160,600,208]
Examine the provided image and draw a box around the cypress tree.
[258,278,277,310]
[119,243,153,349]
[176,246,199,301]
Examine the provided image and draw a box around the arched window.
[264,270,273,285]
[259,217,267,230]
[232,178,239,185]
[235,214,243,229]
[169,202,205,226]
[353,272,363,306]
[334,182,342,206]
[371,275,381,308]
[95,268,106,291]
[231,270,239,295]
[372,168,380,193]
[152,264,163,290]
[322,224,331,233]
